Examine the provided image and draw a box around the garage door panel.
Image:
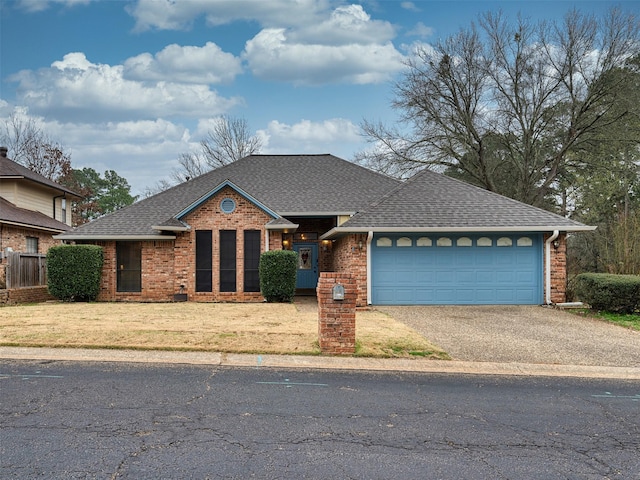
[372,234,542,305]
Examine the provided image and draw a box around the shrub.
[47,245,104,302]
[572,273,640,314]
[259,250,298,303]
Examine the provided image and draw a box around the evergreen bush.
[573,273,640,314]
[47,245,104,302]
[259,250,298,303]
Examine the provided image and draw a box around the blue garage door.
[372,234,543,305]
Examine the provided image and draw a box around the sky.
[1,0,636,196]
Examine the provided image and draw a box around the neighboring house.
[57,154,594,306]
[0,146,80,287]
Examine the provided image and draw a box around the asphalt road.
[1,360,639,479]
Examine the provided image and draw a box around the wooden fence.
[5,252,48,288]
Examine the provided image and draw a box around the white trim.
[279,211,356,217]
[55,234,176,241]
[321,224,595,239]
[366,231,373,305]
[151,225,190,232]
[545,230,560,305]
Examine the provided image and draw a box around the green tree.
[60,167,138,225]
[567,56,640,275]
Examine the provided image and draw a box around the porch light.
[552,240,560,249]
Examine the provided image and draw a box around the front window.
[26,236,39,253]
[117,242,141,292]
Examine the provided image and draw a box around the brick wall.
[331,233,368,307]
[317,272,356,355]
[0,286,55,305]
[0,225,62,256]
[545,232,567,304]
[96,188,274,302]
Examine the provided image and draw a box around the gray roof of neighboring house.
[0,154,81,198]
[58,154,401,239]
[0,197,71,232]
[325,168,593,236]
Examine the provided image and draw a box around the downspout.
[366,231,373,305]
[545,230,559,305]
[265,229,270,252]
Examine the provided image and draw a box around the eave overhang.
[54,234,177,241]
[1,219,69,234]
[320,224,597,240]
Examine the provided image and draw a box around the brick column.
[317,272,356,355]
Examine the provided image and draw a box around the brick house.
[57,154,594,306]
[0,147,79,288]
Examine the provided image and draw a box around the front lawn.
[0,301,449,359]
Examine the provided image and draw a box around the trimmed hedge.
[259,250,298,303]
[573,273,640,314]
[47,245,104,302]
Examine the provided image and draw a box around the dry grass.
[0,301,449,359]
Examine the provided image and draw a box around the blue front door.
[293,243,319,289]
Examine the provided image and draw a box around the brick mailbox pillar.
[317,272,356,355]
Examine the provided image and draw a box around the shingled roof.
[323,168,593,237]
[0,154,80,198]
[58,154,401,239]
[0,197,71,233]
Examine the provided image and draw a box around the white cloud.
[15,0,92,13]
[407,22,434,38]
[257,118,362,156]
[9,52,241,122]
[244,28,404,85]
[291,4,396,45]
[128,0,328,31]
[400,2,420,12]
[123,42,242,84]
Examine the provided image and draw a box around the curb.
[1,347,639,380]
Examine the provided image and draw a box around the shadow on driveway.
[377,305,640,367]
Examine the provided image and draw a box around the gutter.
[545,230,560,305]
[321,224,596,240]
[54,234,177,241]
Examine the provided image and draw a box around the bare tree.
[171,116,262,184]
[0,114,72,180]
[358,8,639,208]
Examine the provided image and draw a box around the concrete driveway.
[376,305,640,367]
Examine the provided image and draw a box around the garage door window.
[517,236,533,246]
[477,237,492,247]
[417,237,432,247]
[376,237,392,247]
[397,237,412,247]
[497,237,513,247]
[437,237,452,247]
[457,237,472,247]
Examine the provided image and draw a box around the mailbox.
[332,284,345,301]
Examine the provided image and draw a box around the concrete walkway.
[1,346,639,380]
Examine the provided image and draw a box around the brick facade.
[545,232,568,304]
[82,194,569,306]
[331,233,368,307]
[317,272,356,355]
[94,188,281,302]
